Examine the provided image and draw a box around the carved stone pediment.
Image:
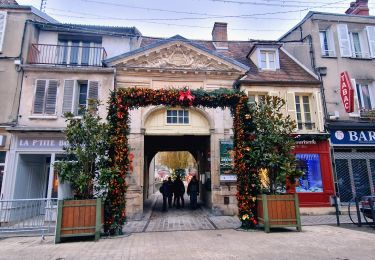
[116,43,244,72]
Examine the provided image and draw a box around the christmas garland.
[106,87,261,233]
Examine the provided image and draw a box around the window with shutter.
[62,80,75,114]
[44,80,58,114]
[0,12,7,53]
[33,79,58,115]
[62,80,100,116]
[337,24,352,57]
[33,80,47,114]
[366,26,375,58]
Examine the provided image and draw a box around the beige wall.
[240,84,324,134]
[282,14,375,121]
[18,68,114,128]
[0,9,46,125]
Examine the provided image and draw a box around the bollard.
[334,196,340,226]
[355,197,362,227]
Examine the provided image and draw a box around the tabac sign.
[340,71,354,113]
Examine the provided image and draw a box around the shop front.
[293,137,335,207]
[330,127,375,203]
[2,132,66,201]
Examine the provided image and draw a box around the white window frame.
[319,29,336,57]
[57,40,102,66]
[166,109,190,125]
[295,94,314,131]
[32,79,59,116]
[349,31,366,58]
[355,83,375,111]
[247,92,267,105]
[62,80,99,116]
[0,11,7,53]
[256,48,280,70]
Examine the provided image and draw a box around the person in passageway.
[166,177,174,208]
[159,179,171,212]
[187,175,199,210]
[173,175,185,209]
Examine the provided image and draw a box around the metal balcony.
[297,122,316,131]
[28,44,107,67]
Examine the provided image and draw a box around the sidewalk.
[0,225,374,259]
[123,193,353,234]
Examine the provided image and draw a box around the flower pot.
[257,194,302,233]
[55,198,103,243]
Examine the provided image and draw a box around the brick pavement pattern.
[0,225,374,259]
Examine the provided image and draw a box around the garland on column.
[106,87,261,233]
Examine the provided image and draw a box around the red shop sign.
[340,71,354,113]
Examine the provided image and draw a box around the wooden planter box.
[55,198,103,243]
[257,194,302,233]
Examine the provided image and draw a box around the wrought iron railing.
[360,110,375,120]
[28,44,107,67]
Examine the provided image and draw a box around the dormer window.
[260,50,276,70]
[248,44,280,70]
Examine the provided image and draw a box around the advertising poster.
[219,140,236,181]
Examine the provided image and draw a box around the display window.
[296,154,323,192]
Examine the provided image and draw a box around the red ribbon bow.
[179,89,194,102]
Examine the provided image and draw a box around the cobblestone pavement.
[0,225,374,260]
[123,193,359,234]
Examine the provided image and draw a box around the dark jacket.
[187,179,199,195]
[173,179,185,196]
[159,182,171,197]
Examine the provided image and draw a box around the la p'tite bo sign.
[340,71,354,113]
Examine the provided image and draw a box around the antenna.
[40,0,47,12]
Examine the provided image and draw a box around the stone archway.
[106,87,260,234]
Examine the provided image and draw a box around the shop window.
[0,151,5,194]
[166,109,189,124]
[296,154,323,192]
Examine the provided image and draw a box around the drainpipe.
[13,20,31,125]
[304,34,329,128]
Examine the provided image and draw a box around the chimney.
[212,22,228,50]
[345,0,369,16]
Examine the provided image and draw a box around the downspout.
[13,20,31,125]
[304,34,329,128]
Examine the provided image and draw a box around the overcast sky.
[17,0,375,40]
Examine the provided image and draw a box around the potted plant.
[54,102,113,243]
[248,95,303,233]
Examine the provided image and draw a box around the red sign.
[340,71,354,113]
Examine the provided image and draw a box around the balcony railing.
[360,110,375,120]
[28,44,107,67]
[297,122,316,131]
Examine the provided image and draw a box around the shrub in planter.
[244,96,303,232]
[54,102,114,242]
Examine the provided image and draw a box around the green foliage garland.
[107,87,261,233]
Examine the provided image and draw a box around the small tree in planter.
[247,95,303,232]
[54,102,113,242]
